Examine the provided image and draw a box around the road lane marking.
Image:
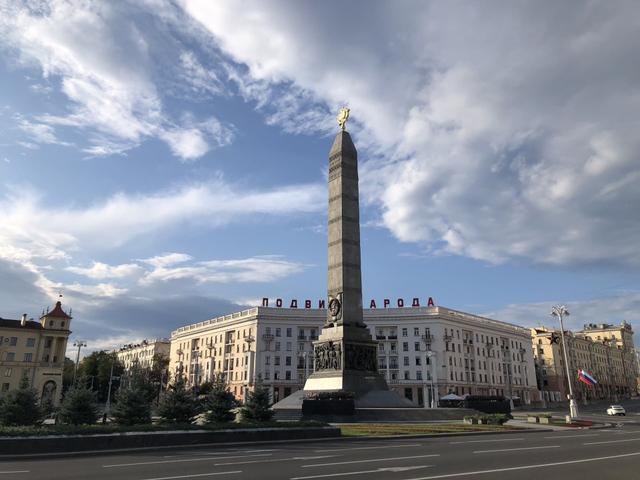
[291,465,432,479]
[401,451,640,479]
[163,449,279,458]
[214,455,336,466]
[583,437,640,445]
[140,472,242,480]
[103,453,271,467]
[302,454,440,468]
[450,438,525,444]
[314,443,421,452]
[473,445,560,454]
[542,434,599,439]
[0,471,30,474]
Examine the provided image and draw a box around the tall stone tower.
[303,109,396,403]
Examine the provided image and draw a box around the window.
[275,328,281,337]
[285,370,291,380]
[403,342,409,352]
[415,357,422,366]
[414,342,420,351]
[23,353,33,362]
[275,342,281,351]
[404,371,410,380]
[9,337,17,346]
[26,338,35,347]
[404,356,410,366]
[266,327,271,335]
[265,356,271,365]
[286,328,292,337]
[1,383,9,392]
[414,327,419,336]
[416,371,423,380]
[274,356,280,366]
[402,328,408,337]
[3,369,11,377]
[286,342,292,351]
[285,356,292,366]
[6,353,15,361]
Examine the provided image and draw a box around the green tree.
[77,351,123,401]
[59,386,98,425]
[0,375,42,426]
[111,366,153,425]
[240,381,274,422]
[204,375,237,423]
[157,378,198,424]
[111,387,152,425]
[62,357,75,392]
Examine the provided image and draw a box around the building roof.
[0,318,43,330]
[42,301,72,319]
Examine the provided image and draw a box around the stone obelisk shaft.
[326,131,364,331]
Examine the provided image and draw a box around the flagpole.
[552,305,579,421]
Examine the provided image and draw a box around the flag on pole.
[578,370,597,386]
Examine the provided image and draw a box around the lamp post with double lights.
[72,340,87,385]
[551,305,578,420]
[426,350,438,408]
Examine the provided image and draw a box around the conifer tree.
[204,374,237,423]
[157,378,198,424]
[240,380,274,422]
[59,385,98,425]
[0,375,42,426]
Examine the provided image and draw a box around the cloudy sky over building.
[1,1,639,351]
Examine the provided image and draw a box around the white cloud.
[141,255,308,285]
[66,262,143,280]
[141,253,193,269]
[17,117,71,146]
[485,292,640,334]
[0,179,323,257]
[182,1,640,267]
[65,282,128,298]
[0,1,232,160]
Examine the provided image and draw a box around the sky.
[0,1,639,354]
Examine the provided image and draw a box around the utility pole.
[103,359,119,423]
[552,305,578,420]
[72,340,87,385]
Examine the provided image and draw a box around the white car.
[606,405,626,416]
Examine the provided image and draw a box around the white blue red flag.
[578,370,597,386]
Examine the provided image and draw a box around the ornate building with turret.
[0,300,72,406]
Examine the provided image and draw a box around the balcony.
[262,334,274,341]
[421,334,433,342]
[376,335,386,340]
[443,335,453,342]
[387,335,398,340]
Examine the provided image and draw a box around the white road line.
[0,471,30,475]
[473,445,560,454]
[542,434,599,439]
[302,454,440,468]
[450,438,525,444]
[214,455,336,466]
[584,437,640,445]
[291,465,432,480]
[103,453,271,468]
[401,451,640,480]
[163,448,278,458]
[314,443,421,452]
[139,471,242,480]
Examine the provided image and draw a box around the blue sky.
[1,1,639,352]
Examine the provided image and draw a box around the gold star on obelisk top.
[337,107,350,131]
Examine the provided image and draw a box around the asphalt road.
[2,424,640,480]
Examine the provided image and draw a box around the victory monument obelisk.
[301,108,409,408]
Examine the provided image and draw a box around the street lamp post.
[551,305,579,420]
[72,340,87,385]
[426,350,437,409]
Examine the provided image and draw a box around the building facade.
[531,322,637,403]
[170,305,539,406]
[0,301,72,406]
[115,339,170,371]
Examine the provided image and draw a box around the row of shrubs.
[0,374,273,428]
[463,413,511,425]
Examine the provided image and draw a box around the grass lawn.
[339,422,522,437]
